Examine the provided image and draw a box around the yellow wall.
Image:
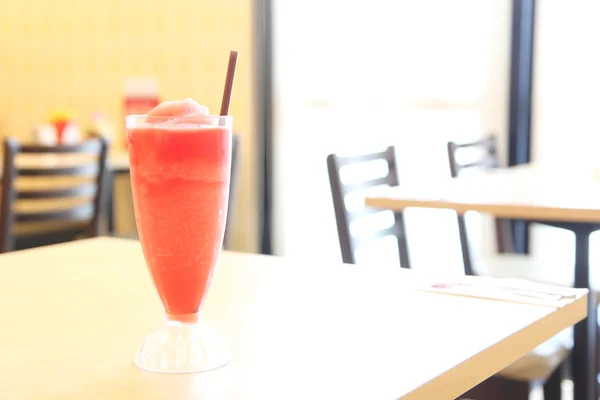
[0,0,258,252]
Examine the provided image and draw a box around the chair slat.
[343,175,394,194]
[459,157,497,170]
[17,183,97,199]
[454,137,494,150]
[18,141,103,154]
[16,204,95,223]
[17,164,100,177]
[334,147,395,167]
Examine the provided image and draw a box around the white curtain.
[272,0,511,273]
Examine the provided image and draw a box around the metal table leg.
[572,229,597,400]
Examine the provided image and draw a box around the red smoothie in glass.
[127,100,231,317]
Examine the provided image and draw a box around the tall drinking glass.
[126,114,232,373]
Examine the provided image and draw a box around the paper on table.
[414,275,582,308]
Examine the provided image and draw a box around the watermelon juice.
[126,110,231,320]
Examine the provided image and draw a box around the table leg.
[106,170,115,235]
[572,229,597,400]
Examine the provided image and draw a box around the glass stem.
[165,312,200,325]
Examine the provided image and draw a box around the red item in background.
[53,120,67,143]
[123,96,159,149]
[123,77,160,150]
[124,96,160,116]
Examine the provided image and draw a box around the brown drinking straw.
[220,51,238,116]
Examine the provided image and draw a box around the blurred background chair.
[462,358,565,400]
[0,138,108,253]
[328,144,568,400]
[447,136,513,256]
[327,146,410,267]
[448,135,571,399]
[447,136,574,286]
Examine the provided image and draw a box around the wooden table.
[365,164,600,400]
[0,238,588,399]
[365,165,600,223]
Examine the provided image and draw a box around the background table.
[0,238,587,399]
[365,164,600,400]
[365,165,600,222]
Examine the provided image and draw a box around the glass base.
[134,315,232,374]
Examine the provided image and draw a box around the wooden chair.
[327,143,569,398]
[447,136,513,265]
[448,136,568,400]
[223,135,239,250]
[327,146,410,267]
[447,136,576,284]
[0,138,109,253]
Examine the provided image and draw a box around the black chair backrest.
[223,135,239,250]
[0,138,108,253]
[447,135,512,275]
[327,146,410,267]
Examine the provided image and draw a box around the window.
[272,0,511,272]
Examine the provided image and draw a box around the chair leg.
[458,376,531,400]
[105,170,115,235]
[543,365,562,400]
[597,303,600,387]
[495,218,514,254]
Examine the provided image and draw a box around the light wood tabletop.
[0,238,588,399]
[364,164,600,223]
[365,163,600,400]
